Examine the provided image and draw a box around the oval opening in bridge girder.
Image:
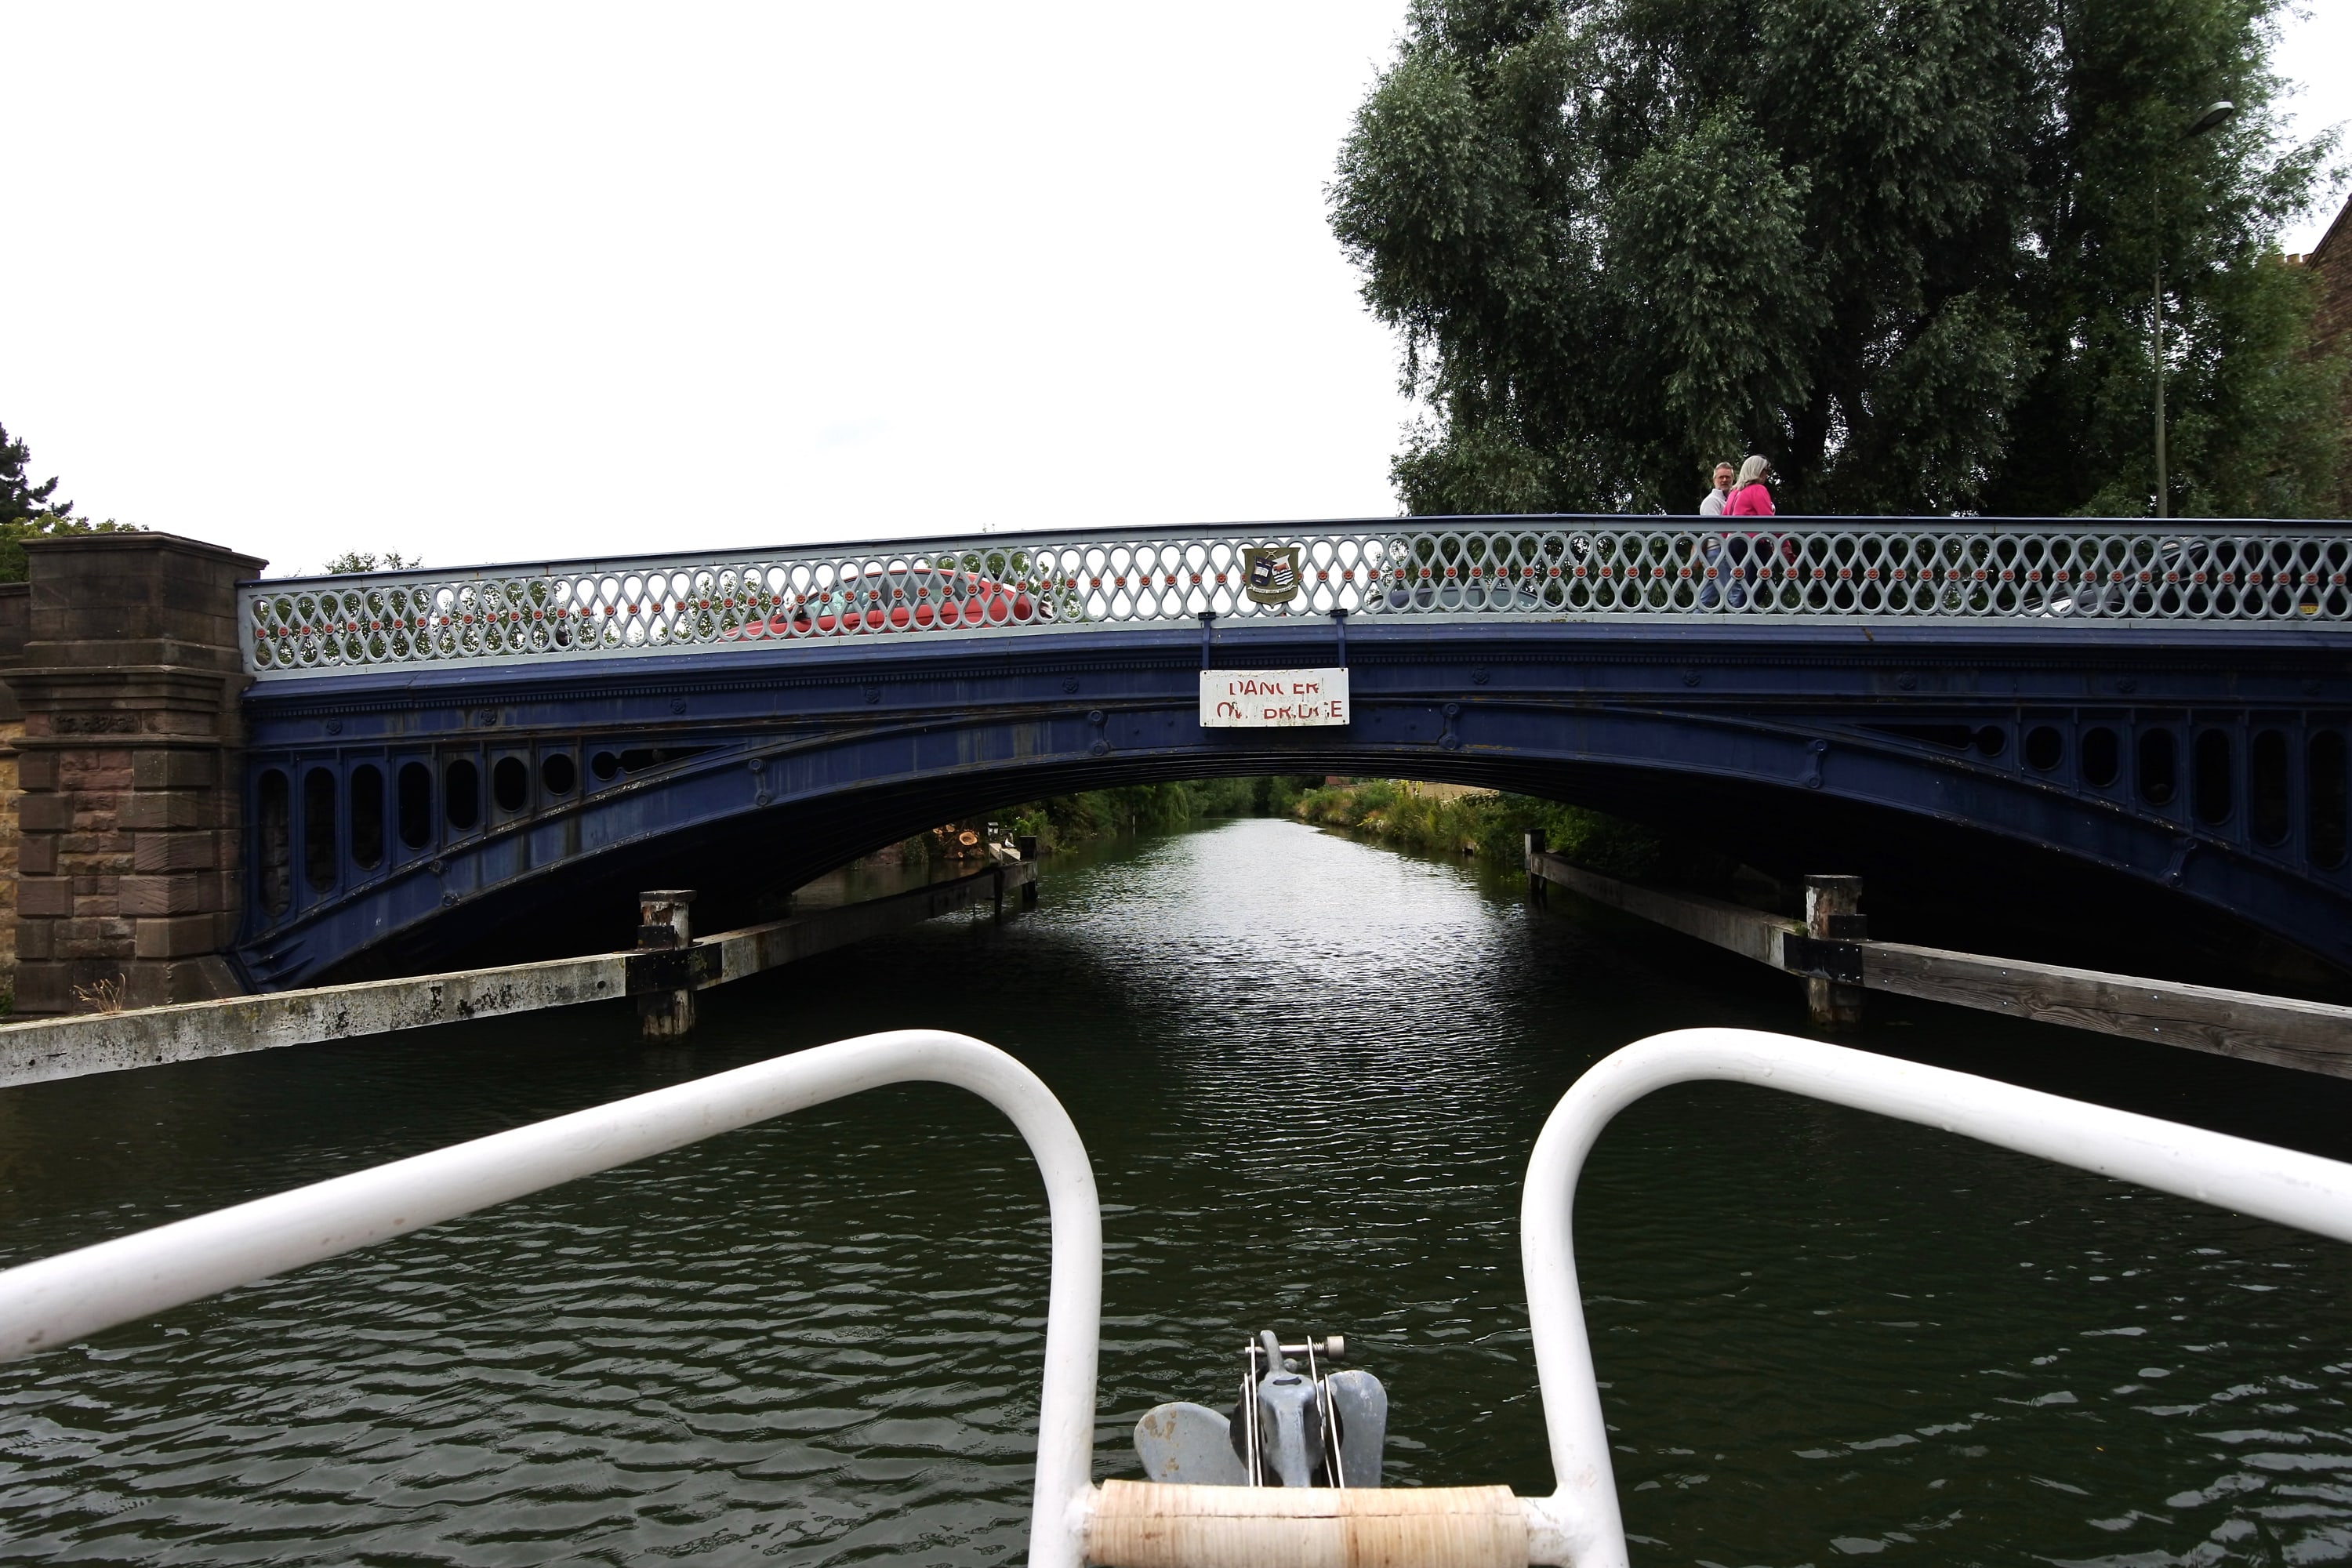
[2136,729,2178,808]
[2024,725,2063,772]
[584,746,717,786]
[257,768,291,917]
[2251,730,2290,848]
[492,757,529,815]
[2192,730,2234,827]
[2310,731,2348,869]
[302,768,338,892]
[397,762,433,850]
[2082,727,2120,789]
[350,764,385,870]
[445,759,481,833]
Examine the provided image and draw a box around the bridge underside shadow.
[238,622,2352,1000]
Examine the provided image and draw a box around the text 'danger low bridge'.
[191,515,2352,994]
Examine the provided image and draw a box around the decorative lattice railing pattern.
[241,520,2352,677]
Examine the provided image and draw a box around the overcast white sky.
[5,3,2348,577]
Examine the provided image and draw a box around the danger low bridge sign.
[1197,668,1350,728]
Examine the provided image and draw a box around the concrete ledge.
[0,954,627,1087]
[0,858,1037,1090]
[1862,941,2352,1078]
[1527,850,1795,967]
[1526,848,2352,1080]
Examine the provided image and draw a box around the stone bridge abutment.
[1,534,258,1013]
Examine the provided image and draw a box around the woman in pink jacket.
[1726,455,1776,516]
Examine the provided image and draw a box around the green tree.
[0,421,140,583]
[321,550,422,574]
[1,420,71,527]
[1331,0,2347,518]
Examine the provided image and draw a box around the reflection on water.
[1,818,2347,1564]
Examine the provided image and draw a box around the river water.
[2,818,2349,1566]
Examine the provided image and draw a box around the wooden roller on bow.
[1084,1480,1532,1568]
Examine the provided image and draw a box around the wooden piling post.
[1018,835,1040,906]
[636,889,697,1040]
[1804,875,1865,1027]
[1525,830,1548,902]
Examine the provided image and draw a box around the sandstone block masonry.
[0,584,25,1004]
[3,534,263,1012]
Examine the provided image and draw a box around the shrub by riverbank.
[1293,780,1725,884]
[895,776,1327,867]
[891,775,1715,887]
[999,777,1327,851]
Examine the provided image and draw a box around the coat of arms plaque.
[1242,546,1302,605]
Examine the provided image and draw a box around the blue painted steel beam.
[235,619,2352,989]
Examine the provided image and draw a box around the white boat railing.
[1516,1030,2352,1568]
[0,1030,1105,1568]
[3,1028,2349,1568]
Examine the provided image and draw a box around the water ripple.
[0,820,2347,1563]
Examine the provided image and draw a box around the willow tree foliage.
[1330,0,2347,517]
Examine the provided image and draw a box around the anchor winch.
[1133,1328,1388,1488]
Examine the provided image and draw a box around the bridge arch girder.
[234,622,2352,993]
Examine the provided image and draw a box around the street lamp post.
[2154,100,2235,520]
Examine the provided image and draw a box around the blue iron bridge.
[236,516,2352,992]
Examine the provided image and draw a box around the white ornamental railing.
[4,1029,2349,1566]
[240,517,2352,679]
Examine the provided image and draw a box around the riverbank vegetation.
[994,777,1323,850]
[905,775,1725,889]
[1290,780,1726,884]
[892,777,1324,869]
